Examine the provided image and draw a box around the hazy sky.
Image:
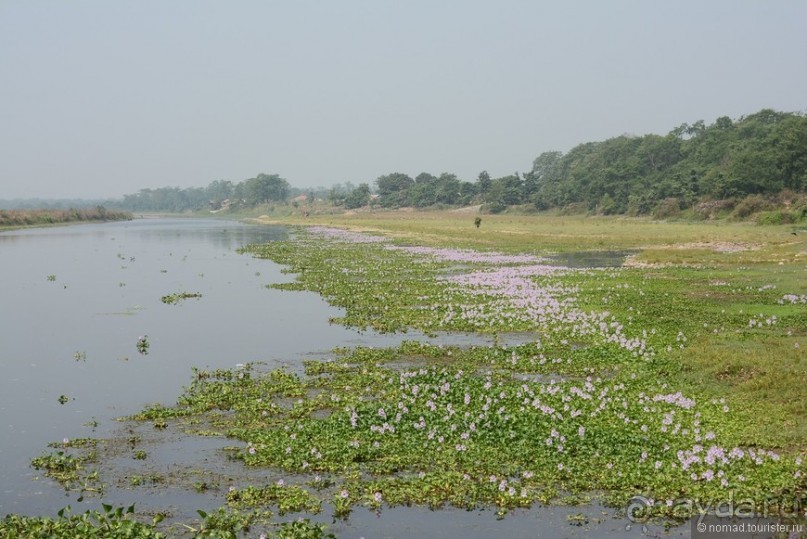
[1,1,806,199]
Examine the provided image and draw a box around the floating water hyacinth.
[306,226,650,354]
[386,245,545,265]
[309,226,545,264]
[227,224,805,521]
[136,335,149,355]
[307,226,387,243]
[130,341,804,522]
[160,291,202,305]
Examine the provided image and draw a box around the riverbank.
[0,207,132,229]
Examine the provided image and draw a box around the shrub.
[559,202,588,215]
[651,198,681,219]
[482,202,507,214]
[731,194,772,219]
[693,199,736,220]
[756,210,798,225]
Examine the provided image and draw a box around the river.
[0,218,678,538]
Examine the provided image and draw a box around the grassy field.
[253,209,805,261]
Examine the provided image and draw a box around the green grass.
[251,210,805,256]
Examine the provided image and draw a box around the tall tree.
[476,170,492,195]
[435,173,462,204]
[376,172,414,207]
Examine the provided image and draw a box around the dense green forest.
[520,108,807,217]
[113,109,806,219]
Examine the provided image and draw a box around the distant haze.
[1,1,805,200]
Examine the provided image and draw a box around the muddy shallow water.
[0,218,679,537]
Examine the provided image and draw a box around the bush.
[693,199,736,220]
[597,194,618,215]
[755,211,798,225]
[651,198,682,219]
[482,202,507,214]
[731,194,772,219]
[559,202,588,215]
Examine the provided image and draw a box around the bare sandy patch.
[450,204,483,214]
[672,241,762,252]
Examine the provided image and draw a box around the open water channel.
[0,218,682,538]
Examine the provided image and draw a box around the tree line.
[117,173,292,212]
[114,108,806,217]
[353,109,806,216]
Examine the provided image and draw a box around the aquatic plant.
[227,483,321,515]
[31,451,81,484]
[125,340,804,521]
[0,504,164,539]
[160,292,203,305]
[228,227,807,519]
[136,335,150,355]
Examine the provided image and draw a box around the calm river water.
[0,218,679,538]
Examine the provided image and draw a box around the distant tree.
[206,180,234,202]
[435,173,462,204]
[409,173,438,207]
[714,116,733,130]
[415,172,437,185]
[376,172,414,207]
[528,151,562,182]
[327,182,356,206]
[458,181,478,205]
[243,173,289,205]
[344,183,371,209]
[476,170,492,195]
[485,174,523,212]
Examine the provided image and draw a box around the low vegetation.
[0,206,131,228]
[160,292,203,305]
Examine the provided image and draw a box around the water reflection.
[548,249,638,268]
